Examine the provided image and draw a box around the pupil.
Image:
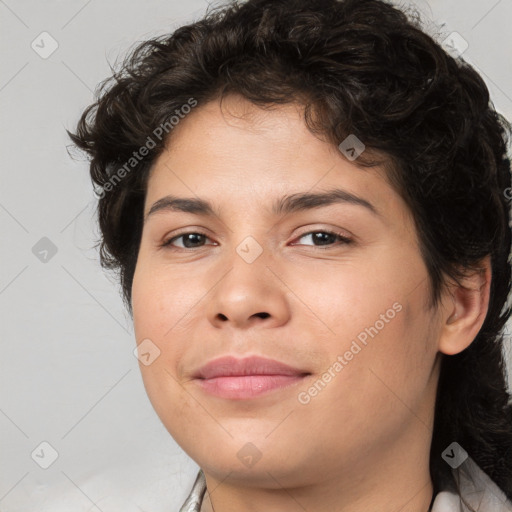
[314,232,334,245]
[184,233,203,248]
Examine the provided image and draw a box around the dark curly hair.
[67,0,512,507]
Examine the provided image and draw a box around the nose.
[206,248,291,330]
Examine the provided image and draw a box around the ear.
[437,256,491,356]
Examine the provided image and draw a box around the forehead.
[148,96,326,176]
[144,95,410,228]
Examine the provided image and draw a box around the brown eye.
[161,231,214,249]
[292,230,352,248]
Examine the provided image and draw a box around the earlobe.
[438,256,491,356]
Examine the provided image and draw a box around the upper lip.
[193,355,310,379]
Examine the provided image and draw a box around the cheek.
[131,260,210,422]
[132,264,178,402]
[293,301,434,470]
[325,294,435,425]
[132,258,199,342]
[291,257,405,340]
[296,257,435,406]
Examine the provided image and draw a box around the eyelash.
[159,229,353,251]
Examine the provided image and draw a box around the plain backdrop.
[1,0,511,511]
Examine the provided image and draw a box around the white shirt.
[178,457,512,511]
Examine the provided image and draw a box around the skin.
[131,94,491,512]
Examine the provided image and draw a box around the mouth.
[193,355,311,400]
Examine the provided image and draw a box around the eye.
[291,230,353,248]
[160,231,215,249]
[160,229,352,251]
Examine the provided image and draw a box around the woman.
[67,0,512,510]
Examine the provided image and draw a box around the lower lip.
[196,375,307,399]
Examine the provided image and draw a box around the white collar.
[430,457,512,512]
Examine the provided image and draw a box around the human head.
[67,0,512,505]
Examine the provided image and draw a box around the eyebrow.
[144,188,379,223]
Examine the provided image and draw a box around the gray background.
[1,0,511,511]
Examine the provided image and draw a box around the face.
[131,95,442,489]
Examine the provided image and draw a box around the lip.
[193,355,310,400]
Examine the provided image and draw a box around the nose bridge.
[218,201,272,266]
[220,231,271,295]
[234,232,266,266]
[206,229,289,328]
